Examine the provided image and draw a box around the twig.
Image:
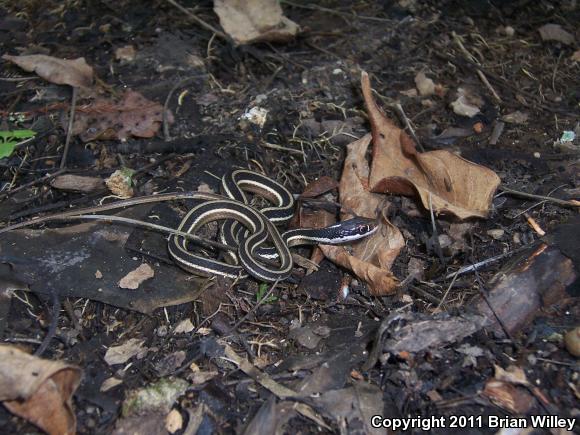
[60,86,78,169]
[0,191,224,234]
[392,103,425,152]
[451,32,502,103]
[428,193,446,265]
[473,267,514,342]
[4,213,237,253]
[498,186,580,208]
[226,279,280,334]
[260,141,305,156]
[164,0,229,41]
[0,169,65,200]
[441,245,531,280]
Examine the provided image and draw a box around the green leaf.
[256,283,278,303]
[0,129,37,159]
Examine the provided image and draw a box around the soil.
[0,1,579,434]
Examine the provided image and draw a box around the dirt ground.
[0,1,579,434]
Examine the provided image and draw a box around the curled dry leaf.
[361,72,501,219]
[65,90,173,142]
[319,134,401,296]
[3,54,94,88]
[0,344,81,435]
[106,168,135,199]
[214,0,299,45]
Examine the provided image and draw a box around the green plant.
[0,129,36,159]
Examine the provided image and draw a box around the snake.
[0,170,377,282]
[168,170,378,282]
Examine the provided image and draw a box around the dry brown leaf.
[214,0,299,45]
[104,338,148,365]
[482,380,534,414]
[3,54,93,88]
[319,245,398,296]
[298,176,338,199]
[320,133,401,295]
[0,344,81,435]
[362,72,500,219]
[50,174,105,193]
[66,90,173,141]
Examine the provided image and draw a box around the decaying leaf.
[320,245,399,296]
[104,338,148,365]
[118,263,154,289]
[214,0,299,45]
[482,380,534,414]
[538,23,575,45]
[319,133,401,295]
[317,382,385,435]
[66,90,173,141]
[121,378,190,417]
[414,71,435,96]
[50,174,105,193]
[0,344,81,435]
[106,168,135,199]
[3,54,94,88]
[362,72,501,219]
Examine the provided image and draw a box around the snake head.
[331,216,378,242]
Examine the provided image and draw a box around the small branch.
[498,186,580,208]
[164,0,229,41]
[60,86,78,169]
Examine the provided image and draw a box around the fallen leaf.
[214,0,299,45]
[100,377,123,392]
[538,23,575,45]
[189,370,218,385]
[482,380,534,413]
[450,89,482,117]
[564,326,580,357]
[51,174,105,193]
[3,54,94,88]
[66,90,173,141]
[338,134,385,218]
[362,72,501,219]
[572,50,580,62]
[317,382,385,435]
[298,176,338,199]
[173,318,195,334]
[320,133,401,295]
[122,378,190,417]
[414,71,435,96]
[118,263,154,289]
[106,168,135,199]
[502,110,529,124]
[104,338,148,365]
[320,245,398,296]
[493,364,529,386]
[0,344,81,435]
